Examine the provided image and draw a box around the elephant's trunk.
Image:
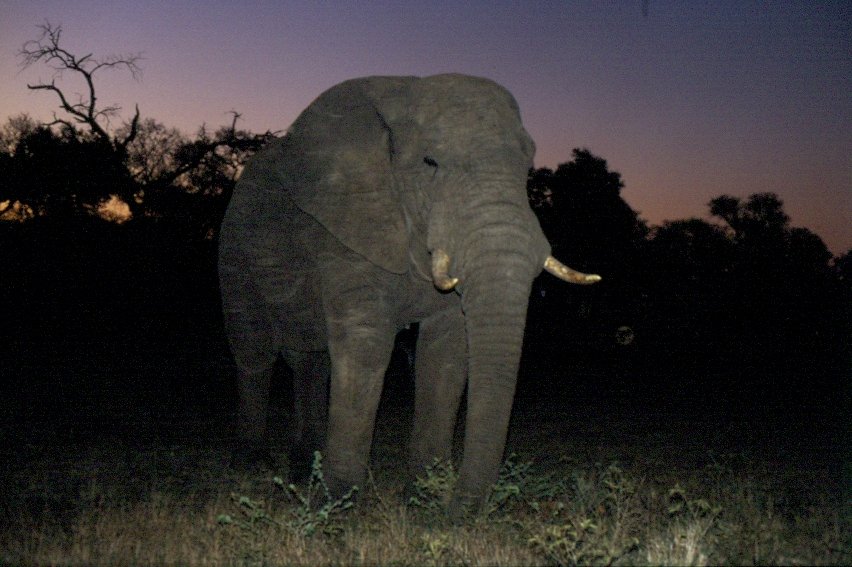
[452,248,537,515]
[429,168,599,517]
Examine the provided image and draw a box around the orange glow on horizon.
[94,195,132,224]
[0,200,35,222]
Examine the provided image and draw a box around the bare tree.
[18,21,141,149]
[16,21,275,229]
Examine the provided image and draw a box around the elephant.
[218,73,600,517]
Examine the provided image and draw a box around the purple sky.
[1,1,849,254]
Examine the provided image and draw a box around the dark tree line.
[528,154,849,338]
[1,23,848,415]
[0,24,276,413]
[3,23,274,233]
[0,109,273,237]
[526,153,849,410]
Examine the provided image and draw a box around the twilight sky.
[1,1,849,254]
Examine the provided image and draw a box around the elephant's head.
[281,74,599,514]
[283,74,598,287]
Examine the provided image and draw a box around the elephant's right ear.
[274,77,415,274]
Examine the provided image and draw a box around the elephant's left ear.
[277,77,415,274]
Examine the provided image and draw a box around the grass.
[1,387,848,566]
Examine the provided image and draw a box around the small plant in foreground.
[644,483,722,566]
[527,464,641,565]
[217,493,281,533]
[217,451,357,540]
[216,493,282,564]
[420,532,454,566]
[409,454,548,520]
[488,453,551,515]
[408,458,458,519]
[279,451,358,536]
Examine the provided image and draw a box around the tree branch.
[119,105,141,148]
[19,21,143,145]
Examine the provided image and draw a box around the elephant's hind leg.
[232,366,275,468]
[220,258,280,468]
[282,349,330,482]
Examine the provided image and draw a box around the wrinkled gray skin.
[219,74,596,517]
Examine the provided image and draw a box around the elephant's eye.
[423,156,439,168]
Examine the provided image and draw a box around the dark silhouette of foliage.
[119,118,189,186]
[529,149,648,274]
[117,114,276,240]
[0,114,39,155]
[643,218,736,356]
[709,193,790,243]
[0,124,134,218]
[526,149,648,364]
[0,24,276,417]
[122,113,276,198]
[638,192,846,407]
[834,249,852,287]
[708,192,835,299]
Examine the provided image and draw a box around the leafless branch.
[226,111,241,134]
[120,104,141,147]
[148,113,277,191]
[19,21,143,147]
[44,113,75,132]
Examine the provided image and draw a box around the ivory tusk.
[543,256,602,285]
[431,249,459,291]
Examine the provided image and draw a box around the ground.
[1,352,847,565]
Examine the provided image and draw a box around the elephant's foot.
[323,474,361,507]
[324,463,365,503]
[447,489,488,523]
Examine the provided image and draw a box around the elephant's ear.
[277,77,416,274]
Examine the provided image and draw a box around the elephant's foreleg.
[409,307,467,476]
[283,349,330,482]
[324,324,395,496]
[321,267,397,497]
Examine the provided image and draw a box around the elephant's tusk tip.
[431,249,459,291]
[543,256,602,285]
[434,276,460,291]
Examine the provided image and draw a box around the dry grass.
[1,398,848,566]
